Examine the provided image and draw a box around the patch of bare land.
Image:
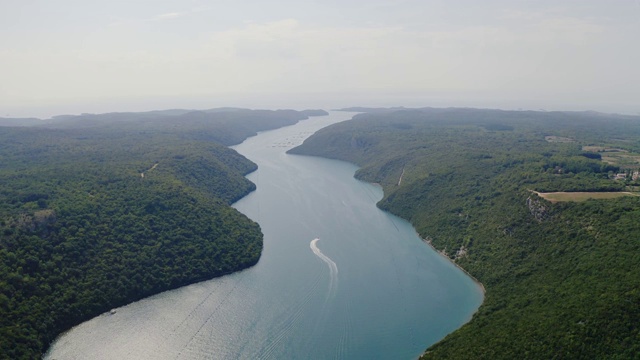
[545,135,575,143]
[582,146,640,167]
[603,153,640,167]
[582,145,626,153]
[531,191,639,203]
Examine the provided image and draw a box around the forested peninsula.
[0,108,326,359]
[289,108,640,359]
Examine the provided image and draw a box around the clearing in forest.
[533,191,639,203]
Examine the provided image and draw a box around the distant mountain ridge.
[0,117,43,127]
[0,108,328,128]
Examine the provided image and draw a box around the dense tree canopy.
[291,108,640,359]
[0,108,323,359]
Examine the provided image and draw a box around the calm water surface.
[46,111,483,360]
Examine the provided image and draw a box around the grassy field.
[534,191,638,202]
[582,146,640,167]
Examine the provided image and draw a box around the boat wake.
[310,238,338,298]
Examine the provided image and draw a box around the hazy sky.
[1,0,639,117]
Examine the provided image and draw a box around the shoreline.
[422,236,486,295]
[416,235,485,360]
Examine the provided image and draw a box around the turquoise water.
[45,111,483,360]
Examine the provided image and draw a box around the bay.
[45,111,483,360]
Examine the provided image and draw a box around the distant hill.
[0,117,44,127]
[334,106,408,113]
[0,107,328,131]
[301,109,329,116]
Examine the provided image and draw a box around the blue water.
[45,111,483,360]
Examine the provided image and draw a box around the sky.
[1,0,639,118]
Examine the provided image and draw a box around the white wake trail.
[310,238,338,297]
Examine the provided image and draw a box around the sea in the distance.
[45,111,483,360]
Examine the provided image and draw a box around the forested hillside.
[0,109,324,359]
[290,108,640,359]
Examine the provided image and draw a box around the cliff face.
[526,196,549,222]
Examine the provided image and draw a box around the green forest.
[0,108,325,359]
[290,108,640,359]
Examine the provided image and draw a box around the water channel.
[46,111,483,359]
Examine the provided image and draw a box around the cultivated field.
[534,191,639,203]
[582,146,640,167]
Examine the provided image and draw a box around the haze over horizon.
[2,0,639,119]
